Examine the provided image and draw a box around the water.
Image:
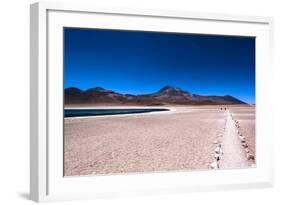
[64,108,169,118]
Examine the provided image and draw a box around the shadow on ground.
[18,192,29,200]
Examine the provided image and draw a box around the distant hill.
[64,86,247,105]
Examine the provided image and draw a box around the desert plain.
[64,105,255,176]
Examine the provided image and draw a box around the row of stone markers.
[231,113,256,167]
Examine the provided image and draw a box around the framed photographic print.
[30,2,274,202]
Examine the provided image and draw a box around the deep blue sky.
[64,28,255,103]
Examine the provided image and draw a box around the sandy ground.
[64,105,255,176]
[228,106,256,165]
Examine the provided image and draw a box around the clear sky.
[64,28,255,104]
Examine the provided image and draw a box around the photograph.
[63,27,256,177]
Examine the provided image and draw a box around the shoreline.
[63,104,253,119]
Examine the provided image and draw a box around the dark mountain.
[152,86,191,98]
[64,86,247,105]
[64,87,84,104]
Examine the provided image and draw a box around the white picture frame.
[30,2,274,202]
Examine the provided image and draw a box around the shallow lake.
[64,108,169,117]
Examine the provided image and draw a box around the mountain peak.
[160,85,174,91]
[65,87,82,93]
[94,87,107,92]
[158,85,189,94]
[86,87,109,92]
